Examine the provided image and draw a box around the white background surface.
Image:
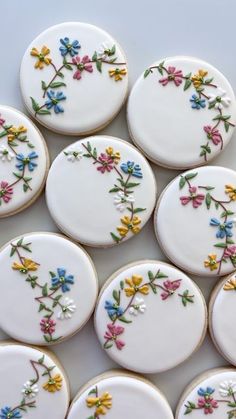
[0,0,235,413]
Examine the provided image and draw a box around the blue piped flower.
[51,268,74,293]
[45,90,66,114]
[190,94,206,109]
[210,218,233,238]
[105,300,124,319]
[197,387,215,397]
[0,407,22,419]
[16,151,38,172]
[59,37,81,57]
[120,161,143,178]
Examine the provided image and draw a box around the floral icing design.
[64,141,147,244]
[0,115,38,207]
[184,381,236,417]
[0,354,63,418]
[144,62,235,162]
[103,269,194,351]
[10,238,76,343]
[86,386,112,418]
[30,39,127,117]
[179,172,236,275]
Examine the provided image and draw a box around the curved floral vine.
[30,39,127,117]
[86,386,112,418]
[10,237,76,343]
[144,62,235,162]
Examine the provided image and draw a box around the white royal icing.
[176,369,236,418]
[20,22,128,135]
[46,136,157,247]
[0,232,98,345]
[94,261,206,373]
[155,166,236,276]
[0,343,69,419]
[67,373,174,419]
[127,56,236,169]
[0,106,48,217]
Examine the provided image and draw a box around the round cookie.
[0,232,98,345]
[176,368,236,418]
[0,105,49,217]
[46,136,157,247]
[94,260,207,373]
[209,271,236,365]
[20,22,128,135]
[0,342,69,419]
[127,56,236,169]
[155,166,236,277]
[67,371,174,419]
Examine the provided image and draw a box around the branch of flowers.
[10,400,36,414]
[35,103,48,117]
[81,143,102,165]
[30,359,52,383]
[7,142,18,156]
[34,285,63,308]
[7,164,33,191]
[42,63,66,98]
[10,243,40,266]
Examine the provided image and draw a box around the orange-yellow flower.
[43,374,62,392]
[106,147,120,164]
[7,125,27,142]
[12,258,38,274]
[86,392,112,415]
[191,69,208,88]
[109,68,127,81]
[223,277,236,291]
[124,274,149,297]
[30,46,52,69]
[225,184,236,201]
[204,254,218,271]
[117,215,141,237]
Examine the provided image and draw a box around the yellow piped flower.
[109,68,127,81]
[204,254,218,271]
[12,258,38,274]
[117,215,141,237]
[106,147,120,164]
[86,392,112,415]
[30,46,52,69]
[43,374,62,393]
[191,69,208,88]
[7,125,27,142]
[225,184,236,201]
[124,274,149,297]
[223,277,236,291]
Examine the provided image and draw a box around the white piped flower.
[129,297,146,316]
[219,380,236,397]
[65,149,83,162]
[114,191,135,212]
[0,145,14,162]
[57,297,76,320]
[208,87,231,110]
[98,42,112,59]
[22,381,39,398]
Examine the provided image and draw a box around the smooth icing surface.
[0,232,98,345]
[155,166,236,276]
[68,373,174,419]
[0,343,69,419]
[20,22,128,135]
[46,136,156,247]
[177,369,236,418]
[0,106,48,217]
[210,273,236,364]
[127,56,236,169]
[94,261,206,373]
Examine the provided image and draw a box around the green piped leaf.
[205,193,212,209]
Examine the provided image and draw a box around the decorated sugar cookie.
[155,166,236,276]
[20,22,128,135]
[0,106,49,217]
[46,136,156,247]
[176,368,236,418]
[67,371,174,419]
[127,56,236,169]
[0,232,98,345]
[94,260,207,373]
[209,271,236,364]
[0,343,69,419]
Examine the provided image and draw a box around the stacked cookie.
[0,21,236,419]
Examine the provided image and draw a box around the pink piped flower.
[0,181,13,203]
[204,125,222,146]
[104,323,125,350]
[159,66,183,87]
[97,153,114,173]
[225,245,236,260]
[180,186,205,208]
[197,397,218,414]
[0,114,5,126]
[40,318,56,335]
[161,279,181,300]
[72,55,93,80]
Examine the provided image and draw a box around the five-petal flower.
[59,37,81,57]
[16,151,38,172]
[45,90,66,114]
[210,217,233,238]
[51,268,74,293]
